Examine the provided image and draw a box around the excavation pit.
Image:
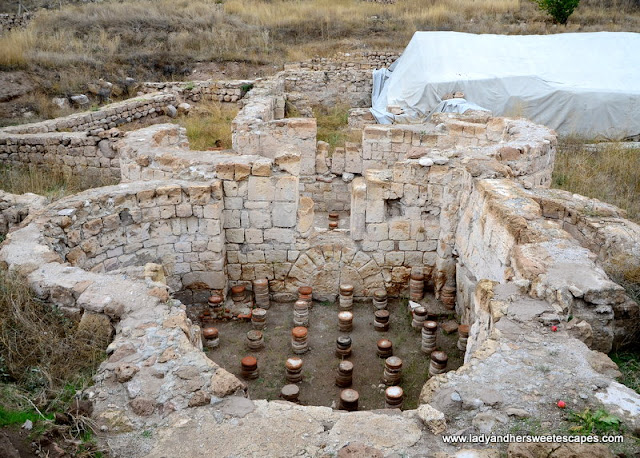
[193,297,463,410]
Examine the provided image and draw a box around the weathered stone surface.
[210,369,245,397]
[416,404,446,434]
[1,71,638,458]
[337,442,384,458]
[130,398,156,417]
[507,442,614,458]
[328,411,422,451]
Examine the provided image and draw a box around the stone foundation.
[0,13,32,33]
[0,190,47,237]
[140,79,253,104]
[1,58,639,456]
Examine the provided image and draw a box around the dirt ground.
[201,296,463,411]
[0,428,36,458]
[191,61,281,81]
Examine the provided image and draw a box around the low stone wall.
[232,78,317,176]
[0,13,32,33]
[361,111,556,188]
[0,129,121,179]
[0,93,177,178]
[0,191,47,237]
[285,51,400,71]
[40,181,226,300]
[284,69,373,108]
[140,80,253,104]
[1,92,176,135]
[455,178,640,353]
[0,212,244,429]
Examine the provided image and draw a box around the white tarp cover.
[371,31,640,140]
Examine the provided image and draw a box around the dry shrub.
[4,0,638,97]
[313,104,360,152]
[0,28,35,69]
[0,270,110,398]
[553,141,640,222]
[176,101,238,151]
[0,164,118,200]
[609,264,640,305]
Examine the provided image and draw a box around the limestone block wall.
[0,13,32,33]
[283,69,373,108]
[0,191,47,237]
[285,51,400,71]
[454,177,639,352]
[299,176,351,213]
[232,78,317,176]
[0,210,245,427]
[223,171,301,290]
[360,112,557,188]
[38,181,226,299]
[348,114,557,299]
[0,93,176,178]
[141,80,253,104]
[0,130,121,179]
[115,123,305,297]
[1,93,176,135]
[350,164,446,295]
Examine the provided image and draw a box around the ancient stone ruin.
[1,52,639,456]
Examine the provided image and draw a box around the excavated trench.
[189,296,463,410]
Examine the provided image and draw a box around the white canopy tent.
[371,31,640,140]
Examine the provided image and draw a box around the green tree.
[533,0,580,24]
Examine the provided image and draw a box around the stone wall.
[284,69,373,108]
[454,177,640,352]
[0,208,245,428]
[1,93,176,135]
[360,111,556,188]
[0,93,177,178]
[0,129,121,179]
[39,181,226,300]
[285,51,400,71]
[0,190,47,237]
[0,13,32,33]
[299,175,351,213]
[232,78,317,175]
[115,123,305,298]
[141,80,253,104]
[346,112,557,299]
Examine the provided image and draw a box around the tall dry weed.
[0,28,35,68]
[0,165,118,200]
[553,140,640,222]
[0,270,110,398]
[176,101,238,151]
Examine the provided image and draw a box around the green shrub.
[533,0,580,24]
[568,408,622,435]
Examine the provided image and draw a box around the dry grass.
[0,0,638,94]
[0,165,118,200]
[0,269,109,398]
[175,101,238,151]
[0,28,35,68]
[552,140,640,222]
[313,104,361,153]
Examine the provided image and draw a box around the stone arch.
[286,231,384,299]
